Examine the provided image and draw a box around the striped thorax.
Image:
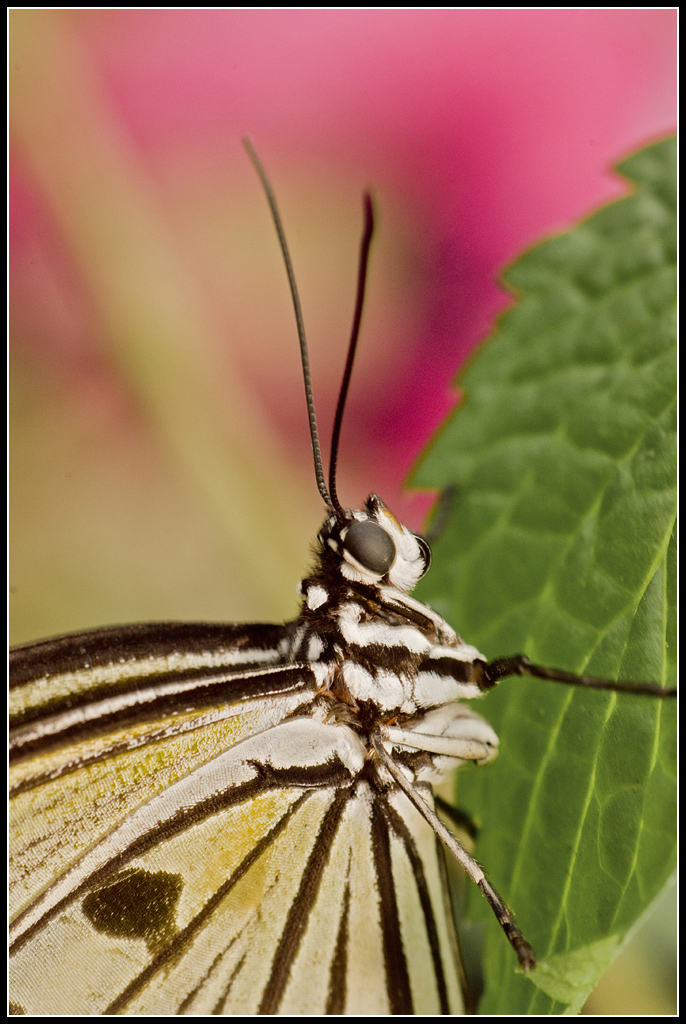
[293,492,499,777]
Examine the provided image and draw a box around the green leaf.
[413,136,676,1014]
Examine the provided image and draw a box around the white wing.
[10,623,465,1015]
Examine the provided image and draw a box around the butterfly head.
[318,493,431,593]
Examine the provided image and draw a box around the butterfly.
[10,138,676,1015]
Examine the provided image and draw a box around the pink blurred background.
[8,10,676,1012]
[10,6,676,612]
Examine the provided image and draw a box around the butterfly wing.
[10,623,465,1015]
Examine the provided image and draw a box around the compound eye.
[342,520,396,575]
[414,534,432,578]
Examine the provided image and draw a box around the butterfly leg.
[371,732,536,971]
[434,795,479,840]
[482,654,677,698]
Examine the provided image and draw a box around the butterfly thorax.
[285,494,499,783]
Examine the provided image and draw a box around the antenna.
[244,138,376,520]
[328,192,375,515]
[243,137,331,509]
